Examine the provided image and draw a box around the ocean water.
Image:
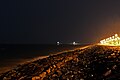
[0,44,86,73]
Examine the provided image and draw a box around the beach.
[0,44,86,74]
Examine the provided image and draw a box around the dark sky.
[1,0,120,44]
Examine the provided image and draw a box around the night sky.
[1,0,120,44]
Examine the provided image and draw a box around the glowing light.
[99,34,120,46]
[57,42,60,45]
[73,42,76,45]
[110,37,112,39]
[112,36,115,39]
[115,34,118,37]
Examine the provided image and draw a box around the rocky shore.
[1,45,120,80]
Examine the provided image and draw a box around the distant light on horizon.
[73,42,76,45]
[99,34,120,46]
[57,42,60,45]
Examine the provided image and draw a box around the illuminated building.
[99,34,120,46]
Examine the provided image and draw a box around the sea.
[0,44,87,73]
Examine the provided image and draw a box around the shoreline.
[0,45,89,74]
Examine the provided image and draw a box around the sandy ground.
[0,45,90,74]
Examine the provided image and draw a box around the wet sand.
[0,44,87,74]
[1,45,120,79]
